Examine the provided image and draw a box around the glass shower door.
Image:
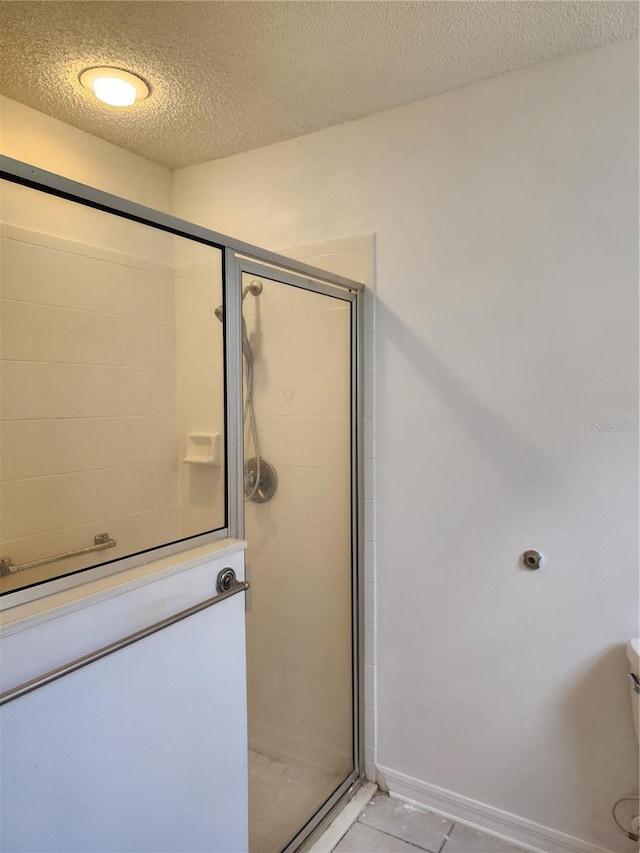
[238,266,358,853]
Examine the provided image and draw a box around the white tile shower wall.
[174,260,225,536]
[243,273,356,779]
[282,237,377,782]
[0,225,180,584]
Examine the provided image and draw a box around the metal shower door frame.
[228,255,365,853]
[0,155,364,612]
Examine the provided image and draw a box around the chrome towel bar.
[0,572,249,707]
[0,533,117,577]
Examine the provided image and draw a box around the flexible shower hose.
[243,315,261,502]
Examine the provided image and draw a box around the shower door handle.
[244,564,252,612]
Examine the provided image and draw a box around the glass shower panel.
[0,179,226,596]
[242,272,354,853]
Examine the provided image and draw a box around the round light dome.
[80,67,149,107]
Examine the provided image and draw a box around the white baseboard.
[377,765,619,853]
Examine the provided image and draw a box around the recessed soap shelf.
[183,432,221,466]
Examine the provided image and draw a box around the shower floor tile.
[249,749,344,853]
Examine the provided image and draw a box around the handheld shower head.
[213,303,252,360]
[214,279,262,360]
[212,279,274,503]
[214,279,263,321]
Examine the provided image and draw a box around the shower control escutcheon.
[521,550,542,570]
[216,567,238,593]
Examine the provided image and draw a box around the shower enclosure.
[0,156,363,853]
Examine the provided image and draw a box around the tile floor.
[249,749,344,853]
[332,793,529,853]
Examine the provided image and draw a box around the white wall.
[173,40,639,853]
[0,95,171,211]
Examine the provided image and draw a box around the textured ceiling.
[0,1,637,169]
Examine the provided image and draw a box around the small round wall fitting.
[80,67,149,107]
[522,550,542,570]
[216,567,237,594]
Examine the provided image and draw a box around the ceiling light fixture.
[80,67,149,107]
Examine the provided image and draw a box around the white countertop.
[0,538,246,638]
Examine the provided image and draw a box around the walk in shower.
[0,157,362,853]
